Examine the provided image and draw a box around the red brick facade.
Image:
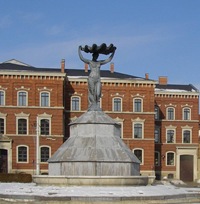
[0,61,199,181]
[0,68,65,174]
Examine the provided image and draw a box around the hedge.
[0,173,32,183]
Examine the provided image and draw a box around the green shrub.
[0,173,32,183]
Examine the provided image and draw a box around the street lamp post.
[36,117,40,175]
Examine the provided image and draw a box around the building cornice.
[155,91,199,97]
[0,70,66,79]
[67,77,156,87]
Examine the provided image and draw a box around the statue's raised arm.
[78,43,116,111]
[100,48,116,65]
[78,46,90,64]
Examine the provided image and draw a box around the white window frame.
[0,112,7,135]
[17,91,28,106]
[166,129,176,143]
[182,129,192,144]
[0,90,5,106]
[15,113,30,135]
[166,107,175,120]
[71,96,81,111]
[40,145,51,163]
[166,151,175,166]
[38,113,52,136]
[112,97,122,112]
[133,98,143,112]
[40,91,50,107]
[132,118,145,139]
[17,145,29,163]
[182,107,191,120]
[114,117,124,138]
[17,118,28,135]
[133,148,144,165]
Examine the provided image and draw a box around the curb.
[0,192,200,203]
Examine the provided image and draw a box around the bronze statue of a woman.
[78,43,116,111]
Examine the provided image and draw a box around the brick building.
[0,60,65,174]
[0,59,199,181]
[155,77,199,181]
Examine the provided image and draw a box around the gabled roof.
[3,59,33,67]
[0,62,60,73]
[65,69,143,80]
[0,61,146,80]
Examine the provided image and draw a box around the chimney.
[145,73,149,79]
[61,59,65,73]
[84,63,88,72]
[110,62,114,73]
[159,76,168,85]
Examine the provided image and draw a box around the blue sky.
[0,0,200,91]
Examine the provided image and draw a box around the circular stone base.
[32,175,155,186]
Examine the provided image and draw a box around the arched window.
[166,152,175,166]
[17,145,28,163]
[18,119,27,135]
[71,96,80,111]
[40,146,50,162]
[133,148,143,165]
[133,98,142,112]
[183,108,191,120]
[0,91,5,106]
[113,97,122,112]
[40,92,50,107]
[167,107,175,120]
[18,91,28,106]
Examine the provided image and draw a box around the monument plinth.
[48,110,140,176]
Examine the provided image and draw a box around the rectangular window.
[40,119,49,135]
[155,106,159,120]
[18,146,27,162]
[167,130,175,143]
[183,130,191,143]
[40,147,50,162]
[134,99,141,112]
[183,108,190,120]
[41,92,49,107]
[18,91,27,106]
[155,128,160,143]
[113,98,121,112]
[167,152,174,166]
[18,119,27,135]
[0,118,4,134]
[71,97,80,111]
[155,152,160,166]
[0,91,4,106]
[167,108,174,120]
[134,149,143,164]
[134,123,142,138]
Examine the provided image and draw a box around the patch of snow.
[0,182,199,198]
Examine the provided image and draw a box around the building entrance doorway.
[0,149,8,173]
[180,155,193,182]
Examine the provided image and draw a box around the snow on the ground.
[0,182,199,198]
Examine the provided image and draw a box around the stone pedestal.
[48,111,140,176]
